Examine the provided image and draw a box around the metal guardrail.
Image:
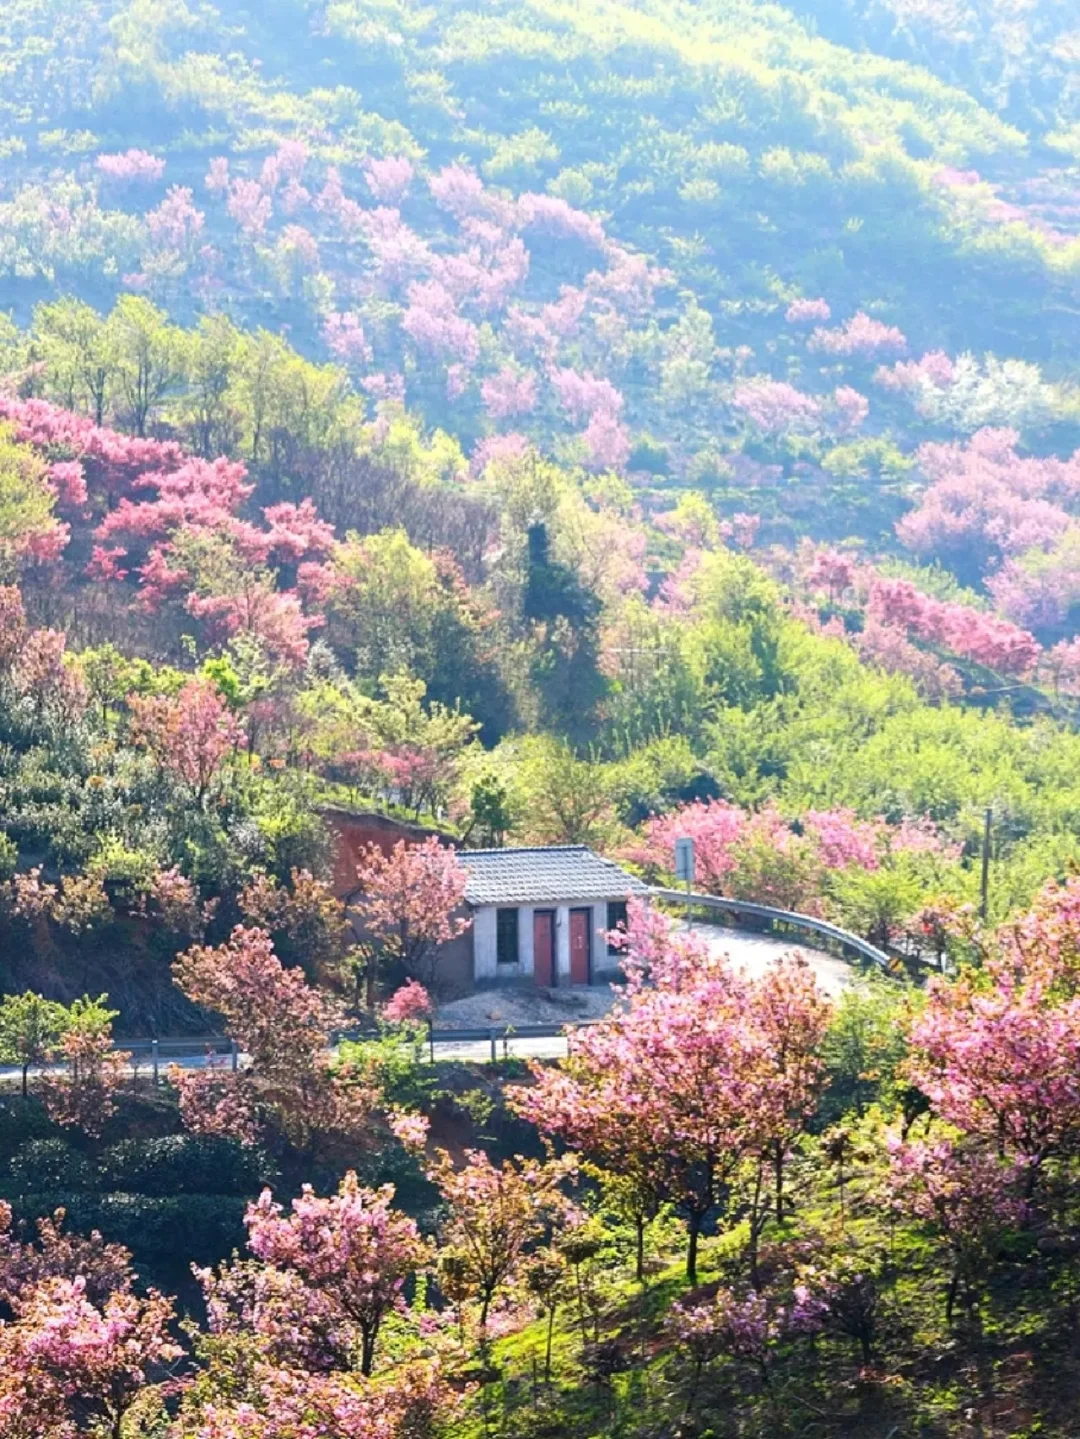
[3,894,888,1086]
[650,887,892,970]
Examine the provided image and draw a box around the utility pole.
[980,806,992,921]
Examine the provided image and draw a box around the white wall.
[473,906,499,981]
[473,898,624,985]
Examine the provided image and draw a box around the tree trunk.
[774,1144,785,1222]
[635,1215,646,1285]
[361,1326,377,1377]
[946,1268,961,1326]
[687,1212,703,1286]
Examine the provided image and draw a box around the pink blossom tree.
[128,677,244,804]
[351,838,471,992]
[172,926,377,1156]
[785,297,831,324]
[364,155,414,204]
[0,1275,181,1439]
[96,150,166,185]
[907,947,1080,1189]
[886,1136,1026,1320]
[245,1173,430,1375]
[382,980,433,1025]
[732,380,821,436]
[428,1148,575,1330]
[808,312,907,358]
[480,366,538,423]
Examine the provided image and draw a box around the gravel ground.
[435,984,617,1029]
[434,923,854,1028]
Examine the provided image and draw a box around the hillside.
[8,4,1080,1438]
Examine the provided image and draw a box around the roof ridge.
[463,845,593,857]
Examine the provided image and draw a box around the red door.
[569,908,592,986]
[533,910,555,987]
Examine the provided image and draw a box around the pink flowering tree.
[785,297,831,324]
[96,150,166,185]
[0,1203,132,1313]
[907,945,1080,1191]
[364,155,414,204]
[0,1275,181,1438]
[172,926,377,1157]
[517,903,766,1284]
[351,838,471,994]
[808,312,907,358]
[128,677,245,805]
[39,996,129,1139]
[667,1281,824,1403]
[480,366,538,423]
[428,1148,575,1331]
[244,1173,431,1375]
[886,1136,1026,1321]
[732,380,822,437]
[897,428,1080,587]
[382,980,433,1026]
[867,577,1041,677]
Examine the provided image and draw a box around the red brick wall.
[319,807,452,902]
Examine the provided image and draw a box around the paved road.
[0,927,856,1080]
[431,926,856,1061]
[687,923,855,997]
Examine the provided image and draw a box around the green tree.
[0,992,67,1098]
[33,298,116,424]
[0,424,58,578]
[106,295,187,436]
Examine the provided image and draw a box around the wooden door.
[533,910,555,987]
[569,908,592,986]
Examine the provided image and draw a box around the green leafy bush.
[6,1138,96,1193]
[97,1135,276,1198]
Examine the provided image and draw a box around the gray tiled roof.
[462,846,650,907]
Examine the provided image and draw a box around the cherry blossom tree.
[480,366,538,423]
[785,297,831,324]
[907,946,1080,1188]
[128,677,244,804]
[808,312,907,358]
[145,187,205,254]
[886,1136,1026,1321]
[172,926,376,1156]
[749,958,833,1224]
[0,1276,180,1439]
[867,577,1041,676]
[351,838,471,992]
[245,1173,431,1375]
[382,980,433,1025]
[0,1204,132,1313]
[322,311,372,366]
[96,150,166,185]
[364,155,414,204]
[40,996,129,1139]
[896,428,1080,585]
[429,1148,575,1330]
[732,380,821,436]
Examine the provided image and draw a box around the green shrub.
[0,1096,55,1153]
[8,1192,247,1270]
[97,1135,276,1198]
[7,1138,95,1193]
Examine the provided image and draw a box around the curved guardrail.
[650,888,892,971]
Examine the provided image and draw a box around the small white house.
[461,846,650,989]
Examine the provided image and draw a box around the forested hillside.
[5,3,1080,1436]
